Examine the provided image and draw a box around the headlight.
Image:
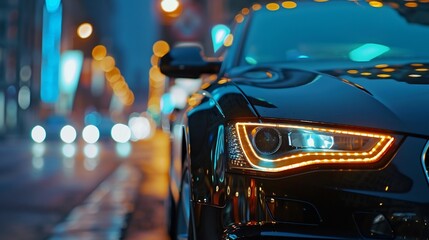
[228,122,396,173]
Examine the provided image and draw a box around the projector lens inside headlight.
[229,122,396,172]
[252,127,282,155]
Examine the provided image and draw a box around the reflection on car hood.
[230,64,429,136]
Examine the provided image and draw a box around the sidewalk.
[48,130,171,240]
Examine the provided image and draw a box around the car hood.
[228,64,429,136]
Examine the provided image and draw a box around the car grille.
[423,141,429,183]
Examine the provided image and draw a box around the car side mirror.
[160,45,221,79]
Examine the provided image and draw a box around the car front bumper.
[215,136,429,239]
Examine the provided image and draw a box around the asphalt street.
[0,131,170,240]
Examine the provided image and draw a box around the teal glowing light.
[45,0,61,13]
[349,43,390,62]
[41,2,62,103]
[60,50,83,94]
[211,24,230,53]
[161,93,175,114]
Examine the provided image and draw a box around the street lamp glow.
[60,125,77,143]
[31,125,46,143]
[77,23,93,39]
[161,0,179,13]
[82,125,100,144]
[111,123,131,143]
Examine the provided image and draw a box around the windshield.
[240,1,429,69]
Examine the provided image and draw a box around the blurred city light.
[161,0,180,13]
[116,142,132,158]
[100,56,116,72]
[175,78,202,94]
[45,0,61,13]
[129,116,151,140]
[32,143,46,158]
[111,123,131,143]
[84,144,99,159]
[31,126,47,143]
[211,24,230,53]
[32,157,45,170]
[84,111,101,126]
[82,125,100,144]
[92,45,107,61]
[160,93,175,114]
[84,158,99,171]
[60,125,77,143]
[41,0,62,103]
[20,65,32,82]
[60,50,83,94]
[169,85,188,109]
[77,22,93,39]
[153,40,170,57]
[18,86,31,110]
[62,144,77,158]
[91,61,105,96]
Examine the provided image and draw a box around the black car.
[160,1,429,239]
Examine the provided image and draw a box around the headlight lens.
[251,127,282,155]
[228,122,396,172]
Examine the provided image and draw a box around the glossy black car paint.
[162,2,429,239]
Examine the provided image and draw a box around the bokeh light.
[62,144,77,158]
[77,23,93,39]
[60,125,77,143]
[92,45,107,60]
[100,56,115,72]
[84,144,99,159]
[161,0,179,13]
[82,125,100,144]
[153,40,170,57]
[111,123,132,143]
[18,86,31,110]
[32,143,46,158]
[116,142,132,158]
[129,116,151,140]
[31,125,46,143]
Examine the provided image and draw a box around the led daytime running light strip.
[236,123,395,172]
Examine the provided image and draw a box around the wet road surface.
[0,130,170,240]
